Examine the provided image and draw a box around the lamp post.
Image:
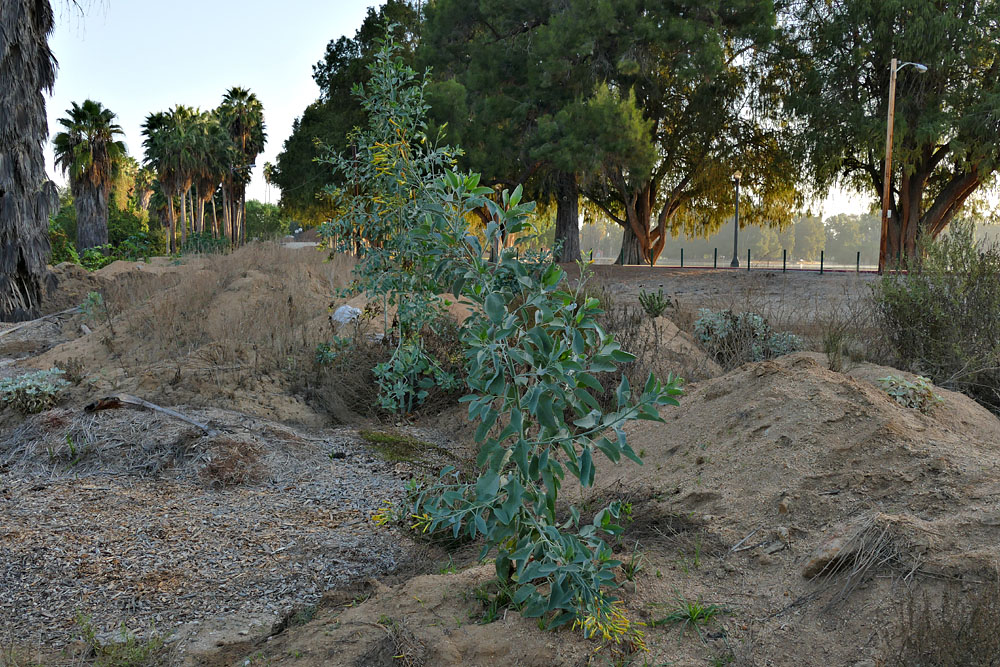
[730,170,742,268]
[878,59,928,273]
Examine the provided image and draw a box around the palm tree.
[142,106,198,252]
[190,111,230,237]
[53,100,127,252]
[218,87,266,246]
[0,0,60,321]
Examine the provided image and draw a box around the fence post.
[680,248,684,268]
[820,250,824,274]
[713,248,718,269]
[856,251,861,273]
[783,249,787,273]
[747,248,751,272]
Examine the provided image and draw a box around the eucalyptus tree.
[0,0,59,320]
[217,87,266,246]
[52,99,127,251]
[783,0,1000,263]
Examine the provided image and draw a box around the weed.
[637,288,675,318]
[473,579,517,624]
[622,542,646,581]
[0,369,70,414]
[650,597,729,641]
[76,613,165,666]
[694,308,802,369]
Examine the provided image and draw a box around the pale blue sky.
[45,1,385,203]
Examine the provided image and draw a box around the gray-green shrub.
[0,369,70,413]
[694,308,802,368]
[873,220,1000,413]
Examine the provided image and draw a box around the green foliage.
[637,289,674,319]
[48,217,80,264]
[0,369,70,414]
[694,309,803,368]
[180,232,228,255]
[75,613,165,667]
[245,200,290,240]
[80,246,115,271]
[878,375,942,413]
[343,37,683,633]
[81,291,108,326]
[650,597,730,640]
[317,37,461,413]
[784,0,1000,257]
[873,221,1000,412]
[272,1,419,222]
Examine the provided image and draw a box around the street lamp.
[730,170,742,268]
[878,59,928,273]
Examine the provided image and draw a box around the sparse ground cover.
[2,243,999,666]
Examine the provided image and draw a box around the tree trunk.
[616,225,646,265]
[74,185,110,251]
[211,196,218,237]
[0,0,59,322]
[554,172,580,263]
[166,195,176,254]
[180,188,189,248]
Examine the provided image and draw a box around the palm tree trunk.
[166,195,176,254]
[75,185,111,252]
[211,195,218,238]
[0,0,59,321]
[180,188,189,247]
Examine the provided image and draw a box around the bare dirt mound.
[28,245,357,425]
[242,353,1000,667]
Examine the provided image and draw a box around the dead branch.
[84,394,219,436]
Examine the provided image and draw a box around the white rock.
[331,305,362,325]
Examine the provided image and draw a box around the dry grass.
[882,578,1000,666]
[199,436,264,488]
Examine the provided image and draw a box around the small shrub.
[637,288,674,318]
[882,582,1000,666]
[694,308,802,368]
[874,220,1000,413]
[80,245,116,271]
[0,369,70,414]
[879,375,942,413]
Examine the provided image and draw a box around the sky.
[44,0,873,218]
[44,0,379,205]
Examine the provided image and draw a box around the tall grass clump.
[873,220,1000,413]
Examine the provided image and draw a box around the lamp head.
[733,170,742,182]
[913,63,928,73]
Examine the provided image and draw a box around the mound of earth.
[239,353,1000,667]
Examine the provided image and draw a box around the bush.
[246,200,291,240]
[694,308,803,368]
[0,369,70,414]
[49,218,80,265]
[873,220,1000,413]
[879,375,942,413]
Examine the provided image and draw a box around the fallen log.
[0,307,81,340]
[84,393,219,436]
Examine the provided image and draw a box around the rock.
[331,305,362,325]
[778,497,791,514]
[801,516,870,579]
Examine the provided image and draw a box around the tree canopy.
[784,0,1000,262]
